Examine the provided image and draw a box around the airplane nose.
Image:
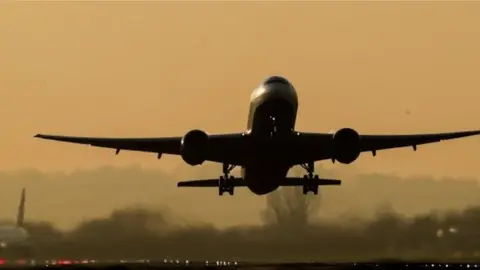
[250,76,298,106]
[264,83,289,94]
[263,82,298,105]
[263,76,290,86]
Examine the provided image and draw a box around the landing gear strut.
[219,163,236,196]
[300,161,319,195]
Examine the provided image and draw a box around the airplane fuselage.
[0,226,31,257]
[241,76,299,195]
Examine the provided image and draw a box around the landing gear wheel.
[302,175,319,195]
[218,176,235,196]
[300,161,320,195]
[218,164,236,196]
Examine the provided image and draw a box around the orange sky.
[1,1,480,177]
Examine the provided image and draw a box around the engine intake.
[180,129,209,166]
[332,128,361,164]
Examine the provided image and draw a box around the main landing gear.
[300,161,319,195]
[219,163,236,196]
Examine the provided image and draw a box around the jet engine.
[332,128,361,164]
[180,129,209,166]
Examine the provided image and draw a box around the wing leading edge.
[359,130,480,152]
[34,133,246,165]
[297,130,480,162]
[35,129,480,166]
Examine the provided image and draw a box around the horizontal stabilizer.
[281,177,341,186]
[178,178,247,187]
[177,177,341,187]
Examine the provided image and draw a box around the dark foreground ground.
[0,260,476,270]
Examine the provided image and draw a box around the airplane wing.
[295,130,480,163]
[35,129,480,166]
[359,130,480,152]
[34,133,247,165]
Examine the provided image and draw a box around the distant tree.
[261,166,321,229]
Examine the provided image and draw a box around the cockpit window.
[264,76,289,85]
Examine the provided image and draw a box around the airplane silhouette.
[35,76,480,196]
[0,188,32,258]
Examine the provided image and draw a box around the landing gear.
[218,163,236,196]
[300,161,319,195]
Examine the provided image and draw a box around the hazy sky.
[1,2,480,177]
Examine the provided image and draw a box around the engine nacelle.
[180,129,209,166]
[332,128,361,164]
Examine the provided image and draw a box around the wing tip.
[462,130,480,137]
[34,134,44,138]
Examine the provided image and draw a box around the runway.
[0,259,477,269]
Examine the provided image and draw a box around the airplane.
[34,75,480,196]
[0,188,32,258]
